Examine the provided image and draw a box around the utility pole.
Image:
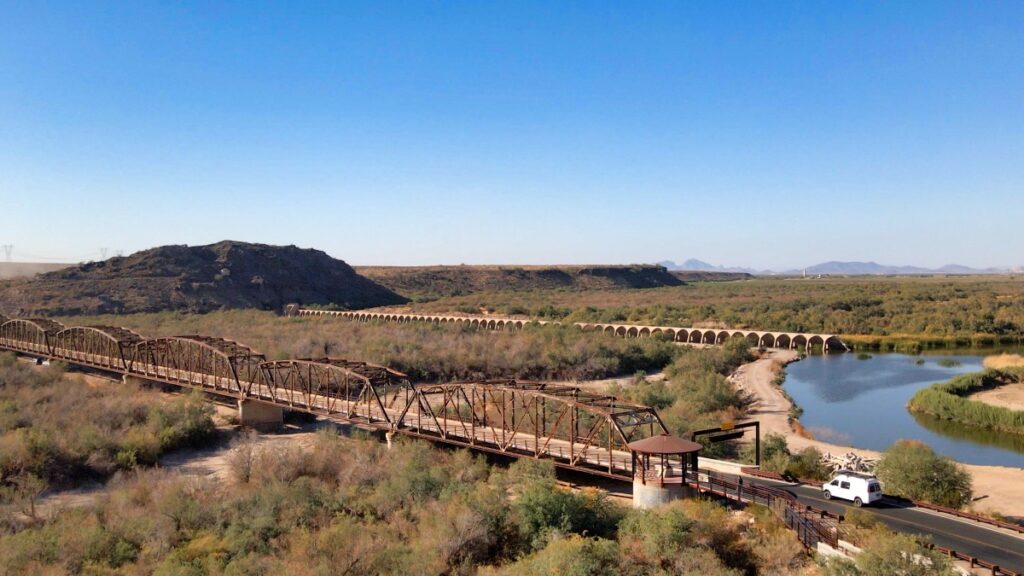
[100,247,108,259]
[1,245,12,262]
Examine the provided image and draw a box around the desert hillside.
[355,264,683,299]
[0,241,406,316]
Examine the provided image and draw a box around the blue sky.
[2,2,1022,268]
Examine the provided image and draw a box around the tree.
[874,440,972,508]
[513,480,621,550]
[0,472,47,522]
[227,429,261,484]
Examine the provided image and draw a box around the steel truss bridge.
[4,314,1023,569]
[0,315,667,481]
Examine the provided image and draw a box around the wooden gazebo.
[629,433,702,485]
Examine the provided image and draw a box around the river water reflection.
[784,352,1024,467]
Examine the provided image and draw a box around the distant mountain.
[798,261,1011,276]
[660,259,1017,276]
[801,261,929,275]
[658,259,761,274]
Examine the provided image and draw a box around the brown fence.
[735,468,1022,573]
[688,470,840,548]
[912,500,1024,535]
[929,544,1021,576]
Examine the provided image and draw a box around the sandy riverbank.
[970,383,1024,412]
[735,350,1024,520]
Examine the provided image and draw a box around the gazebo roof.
[628,433,702,455]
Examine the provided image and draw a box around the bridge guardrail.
[929,544,1021,576]
[909,499,1024,535]
[689,469,840,548]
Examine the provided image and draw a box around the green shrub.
[785,447,831,481]
[490,535,622,576]
[874,440,972,508]
[0,363,216,487]
[513,480,622,550]
[820,532,956,575]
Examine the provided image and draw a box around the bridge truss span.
[0,317,669,480]
[0,318,64,356]
[132,336,266,395]
[394,381,667,477]
[51,325,144,372]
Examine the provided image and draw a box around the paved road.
[556,468,1024,573]
[776,480,1024,572]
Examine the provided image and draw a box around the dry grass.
[984,354,1024,369]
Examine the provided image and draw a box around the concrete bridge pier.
[238,398,284,430]
[123,374,162,388]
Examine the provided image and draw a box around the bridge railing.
[688,470,840,549]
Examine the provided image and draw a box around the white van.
[822,470,883,507]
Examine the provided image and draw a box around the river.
[784,351,1024,467]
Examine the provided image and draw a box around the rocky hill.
[355,264,683,299]
[0,241,406,316]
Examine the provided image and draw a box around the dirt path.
[33,406,328,519]
[570,371,666,394]
[736,350,1024,519]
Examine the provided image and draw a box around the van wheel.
[823,490,832,500]
[854,497,863,507]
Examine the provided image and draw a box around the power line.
[11,250,103,262]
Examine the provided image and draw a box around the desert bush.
[485,535,624,576]
[820,532,956,576]
[784,447,831,481]
[874,440,972,508]
[227,430,260,484]
[0,430,815,576]
[616,342,751,446]
[513,479,623,550]
[619,499,755,573]
[68,311,677,382]
[0,363,215,488]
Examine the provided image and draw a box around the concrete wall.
[238,399,284,430]
[632,479,688,509]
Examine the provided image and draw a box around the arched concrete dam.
[293,309,849,352]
